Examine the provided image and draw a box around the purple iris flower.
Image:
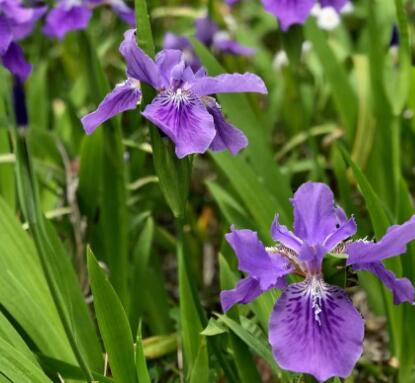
[164,16,255,72]
[81,29,266,158]
[43,0,134,40]
[0,0,46,80]
[261,0,347,31]
[221,182,415,382]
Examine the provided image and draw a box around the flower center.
[308,276,328,326]
[166,87,190,106]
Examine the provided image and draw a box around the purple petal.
[320,0,348,11]
[142,90,216,158]
[225,227,293,290]
[43,3,92,40]
[1,0,34,23]
[213,33,255,56]
[163,33,201,73]
[292,182,338,245]
[119,29,161,88]
[346,216,415,264]
[110,1,136,26]
[0,15,12,55]
[323,216,356,251]
[353,262,414,305]
[261,0,315,31]
[2,42,31,81]
[191,73,267,97]
[269,278,364,382]
[10,6,47,40]
[204,98,248,155]
[195,16,218,46]
[81,79,141,134]
[271,214,302,252]
[221,276,287,312]
[155,49,184,86]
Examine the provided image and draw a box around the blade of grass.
[87,249,137,383]
[135,322,152,383]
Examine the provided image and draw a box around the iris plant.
[43,0,134,40]
[221,182,415,382]
[164,15,254,72]
[0,0,46,80]
[261,0,347,31]
[81,29,267,158]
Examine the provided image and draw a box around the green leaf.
[0,339,52,383]
[38,356,114,383]
[87,249,137,383]
[304,19,357,141]
[135,0,191,219]
[189,337,209,383]
[201,319,227,336]
[129,217,154,332]
[135,323,152,383]
[191,38,292,223]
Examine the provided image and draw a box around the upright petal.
[2,42,31,81]
[352,262,414,305]
[225,227,293,290]
[261,0,315,31]
[269,278,364,382]
[195,16,218,46]
[110,0,135,26]
[346,216,415,264]
[0,16,12,55]
[271,214,302,252]
[81,79,141,134]
[204,99,248,155]
[323,216,356,251]
[221,276,286,312]
[10,6,47,40]
[155,49,184,86]
[191,73,267,97]
[292,182,338,244]
[119,29,161,88]
[141,90,216,158]
[43,4,92,40]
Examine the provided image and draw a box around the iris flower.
[221,182,415,382]
[81,29,267,158]
[261,0,347,31]
[43,0,134,40]
[0,0,46,80]
[164,16,254,72]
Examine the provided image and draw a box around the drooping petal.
[81,79,141,134]
[221,276,287,312]
[43,3,92,40]
[271,214,302,252]
[0,15,12,55]
[225,227,293,290]
[195,16,218,46]
[292,182,338,244]
[320,0,348,12]
[141,90,216,158]
[2,42,31,80]
[204,98,248,155]
[191,73,267,97]
[261,0,316,31]
[346,216,415,264]
[353,262,414,304]
[1,0,34,23]
[269,278,364,382]
[119,29,161,88]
